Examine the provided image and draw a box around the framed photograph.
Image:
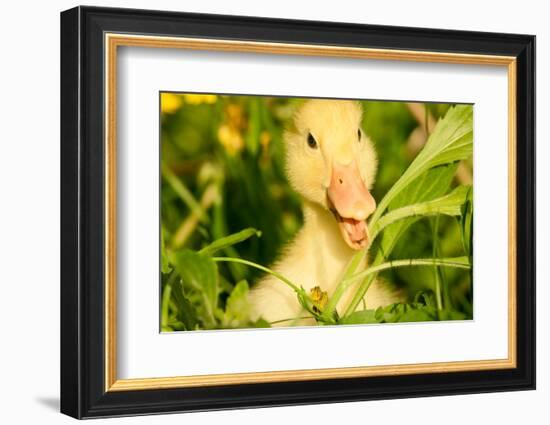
[60,6,535,419]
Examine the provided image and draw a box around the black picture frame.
[60,5,535,419]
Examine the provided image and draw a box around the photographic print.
[160,93,473,331]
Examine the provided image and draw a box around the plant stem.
[320,250,367,320]
[344,260,380,317]
[212,257,300,293]
[269,316,312,325]
[171,183,218,249]
[161,272,178,328]
[335,257,470,318]
[347,257,469,285]
[212,257,321,320]
[161,163,208,223]
[432,216,443,310]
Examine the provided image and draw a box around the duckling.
[249,99,399,326]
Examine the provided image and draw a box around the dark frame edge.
[60,6,83,420]
[515,34,536,391]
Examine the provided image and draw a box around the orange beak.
[327,161,376,250]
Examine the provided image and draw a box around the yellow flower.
[183,94,218,105]
[310,286,328,313]
[160,93,183,114]
[226,103,246,129]
[217,124,244,155]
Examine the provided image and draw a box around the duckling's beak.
[327,161,376,250]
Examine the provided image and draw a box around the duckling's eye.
[357,129,362,142]
[307,132,318,149]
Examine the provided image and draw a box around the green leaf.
[375,164,459,259]
[171,278,199,330]
[217,273,234,295]
[370,297,469,323]
[369,104,473,226]
[199,227,262,256]
[438,309,468,321]
[370,185,472,241]
[339,309,378,325]
[249,319,271,328]
[374,302,438,323]
[223,280,251,328]
[340,300,468,325]
[171,249,219,328]
[414,290,437,308]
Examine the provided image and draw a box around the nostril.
[338,178,343,184]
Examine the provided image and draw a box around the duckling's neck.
[301,200,357,264]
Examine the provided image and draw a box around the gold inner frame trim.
[104,33,518,392]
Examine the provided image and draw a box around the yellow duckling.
[249,99,399,326]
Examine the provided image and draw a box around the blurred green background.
[160,93,473,330]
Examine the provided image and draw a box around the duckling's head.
[285,99,377,250]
